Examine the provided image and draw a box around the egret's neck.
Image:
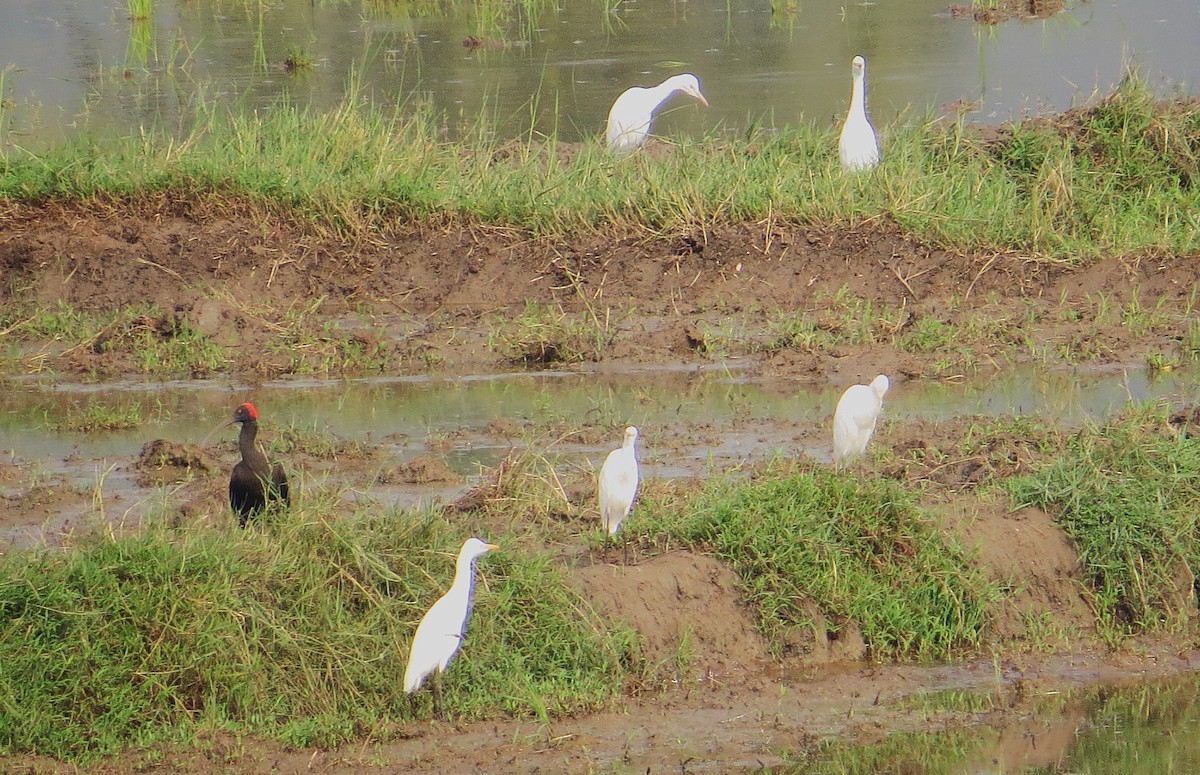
[451,553,481,635]
[651,82,684,111]
[850,74,868,119]
[451,554,479,599]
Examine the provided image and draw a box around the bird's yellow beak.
[695,93,709,107]
[485,543,500,551]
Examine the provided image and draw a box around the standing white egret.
[598,426,640,536]
[403,536,498,716]
[838,55,880,172]
[832,375,890,468]
[606,74,709,154]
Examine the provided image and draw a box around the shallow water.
[1,0,1197,146]
[1,362,1195,483]
[796,675,1200,774]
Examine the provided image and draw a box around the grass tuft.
[638,463,994,660]
[1006,406,1200,638]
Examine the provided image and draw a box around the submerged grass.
[47,397,167,434]
[0,74,1196,260]
[1006,406,1200,639]
[636,462,995,660]
[0,497,631,762]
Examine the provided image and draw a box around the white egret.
[606,74,709,154]
[598,426,640,536]
[838,55,880,172]
[832,375,890,468]
[403,536,498,716]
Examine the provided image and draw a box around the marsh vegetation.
[1,46,1200,774]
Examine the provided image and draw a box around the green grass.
[636,463,995,660]
[1006,406,1200,638]
[0,498,632,762]
[0,74,1196,260]
[282,44,315,74]
[47,398,164,433]
[778,727,980,775]
[270,420,374,459]
[0,302,226,377]
[488,301,615,365]
[127,0,151,21]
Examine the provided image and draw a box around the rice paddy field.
[4,1,1200,772]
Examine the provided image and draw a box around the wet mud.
[2,203,1200,772]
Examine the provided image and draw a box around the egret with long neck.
[838,55,880,172]
[403,537,499,717]
[606,73,709,154]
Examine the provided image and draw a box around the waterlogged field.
[2,70,1200,772]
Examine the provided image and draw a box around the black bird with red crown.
[228,402,289,526]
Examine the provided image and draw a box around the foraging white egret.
[403,536,498,715]
[598,426,640,536]
[606,74,709,153]
[838,55,880,172]
[832,375,890,468]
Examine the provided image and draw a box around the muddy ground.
[3,202,1200,773]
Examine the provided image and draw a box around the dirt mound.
[1169,404,1200,437]
[941,497,1096,645]
[572,551,770,679]
[134,439,221,487]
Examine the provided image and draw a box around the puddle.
[1,363,1196,546]
[0,0,1197,146]
[791,675,1200,774]
[3,362,1195,468]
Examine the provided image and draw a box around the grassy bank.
[1007,406,1200,639]
[1,75,1197,260]
[4,406,1200,763]
[637,463,994,660]
[3,270,1198,381]
[0,498,632,761]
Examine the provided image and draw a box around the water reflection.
[0,0,1197,146]
[0,364,1196,474]
[794,676,1200,774]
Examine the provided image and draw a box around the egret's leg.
[432,671,444,719]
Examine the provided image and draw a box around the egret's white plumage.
[606,74,708,154]
[832,375,890,468]
[838,55,879,172]
[403,537,498,699]
[598,426,640,535]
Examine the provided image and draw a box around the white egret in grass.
[606,74,709,153]
[838,55,879,172]
[598,426,640,536]
[832,375,890,468]
[403,536,498,716]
